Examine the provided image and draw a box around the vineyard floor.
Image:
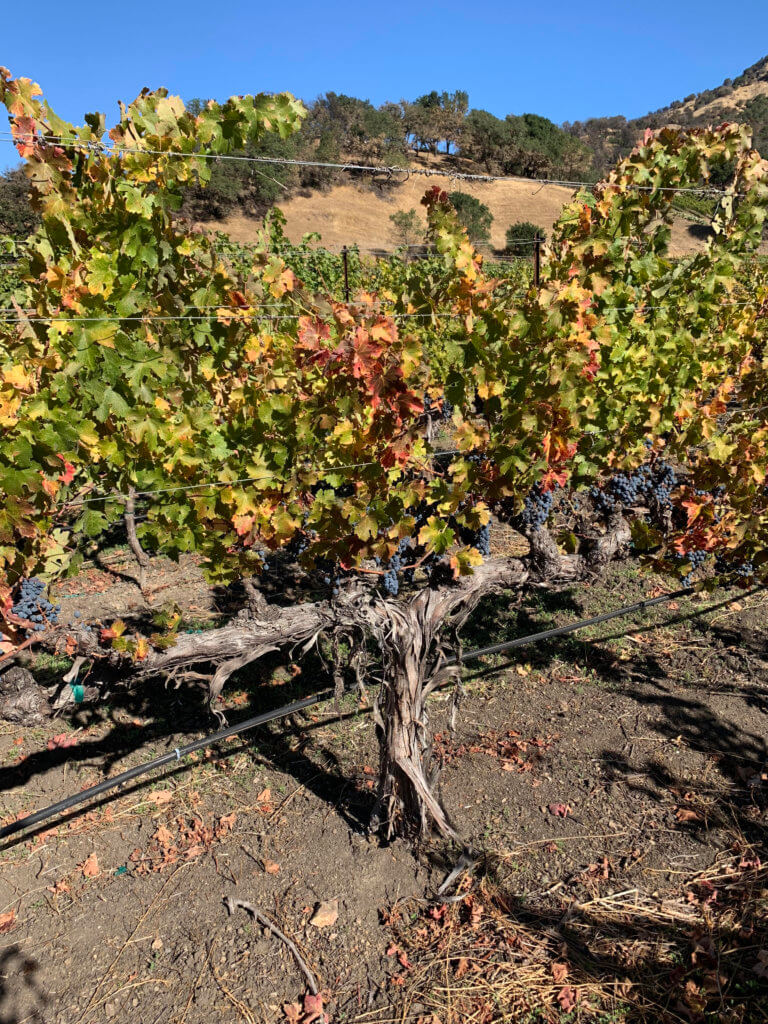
[1,554,767,1023]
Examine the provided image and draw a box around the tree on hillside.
[304,92,407,164]
[404,91,468,154]
[447,191,493,243]
[462,110,591,179]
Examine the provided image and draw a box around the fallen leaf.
[454,956,468,978]
[557,985,578,1012]
[552,961,569,984]
[675,807,704,823]
[263,859,281,875]
[80,853,100,878]
[153,824,175,848]
[46,878,71,896]
[282,1003,302,1024]
[215,812,237,838]
[310,899,339,929]
[0,910,16,933]
[469,901,484,928]
[46,733,78,751]
[256,787,272,803]
[548,803,570,818]
[147,790,174,807]
[303,992,325,1023]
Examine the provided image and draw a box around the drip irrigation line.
[2,579,748,842]
[444,583,696,665]
[0,691,331,841]
[0,131,747,197]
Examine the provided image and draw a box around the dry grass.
[197,152,737,258]
[368,850,768,1024]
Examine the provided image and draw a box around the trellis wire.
[0,131,747,197]
[0,296,765,324]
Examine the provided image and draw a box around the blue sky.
[2,0,767,170]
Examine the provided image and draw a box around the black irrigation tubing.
[444,583,696,665]
[2,578,743,843]
[0,691,332,841]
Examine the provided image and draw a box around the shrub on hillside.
[447,191,492,243]
[389,209,422,247]
[505,221,545,253]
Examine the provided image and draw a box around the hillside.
[196,59,768,257]
[198,152,574,254]
[197,152,742,257]
[569,56,768,175]
[3,61,768,255]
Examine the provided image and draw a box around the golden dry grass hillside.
[198,154,738,257]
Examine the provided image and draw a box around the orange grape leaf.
[0,909,16,933]
[56,455,76,485]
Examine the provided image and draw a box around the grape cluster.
[590,461,678,519]
[518,486,555,531]
[715,554,754,578]
[472,524,491,557]
[459,523,491,556]
[681,548,708,585]
[12,578,60,631]
[382,537,413,597]
[422,394,453,422]
[313,557,343,597]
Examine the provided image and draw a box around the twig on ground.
[223,895,325,1020]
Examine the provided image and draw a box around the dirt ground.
[1,553,767,1023]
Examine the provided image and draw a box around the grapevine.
[1,69,768,839]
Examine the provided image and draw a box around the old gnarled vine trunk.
[34,520,630,842]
